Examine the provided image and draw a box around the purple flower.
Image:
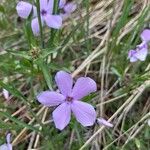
[59,0,77,20]
[0,133,12,150]
[140,29,150,42]
[3,89,9,101]
[128,42,148,62]
[97,118,113,128]
[3,78,9,101]
[37,71,97,130]
[128,29,150,62]
[16,0,62,36]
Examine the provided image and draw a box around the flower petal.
[64,2,77,14]
[55,71,73,96]
[135,48,148,61]
[0,144,9,150]
[37,91,65,106]
[3,89,9,100]
[0,133,12,150]
[6,133,12,150]
[71,101,96,126]
[33,6,37,17]
[137,41,148,49]
[53,103,71,130]
[140,29,150,42]
[128,50,138,62]
[48,0,54,14]
[31,17,43,36]
[40,0,48,10]
[7,144,12,150]
[44,14,62,29]
[133,42,148,61]
[6,133,11,144]
[72,77,97,100]
[16,1,33,19]
[59,0,66,8]
[97,118,113,127]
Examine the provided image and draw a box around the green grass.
[0,0,150,149]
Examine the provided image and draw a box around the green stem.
[49,0,59,47]
[85,0,91,54]
[38,59,53,90]
[36,0,44,48]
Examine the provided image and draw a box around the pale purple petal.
[133,42,148,61]
[47,0,54,14]
[128,50,138,62]
[97,118,113,127]
[130,57,138,62]
[0,134,12,150]
[72,77,97,100]
[140,29,150,42]
[55,71,73,96]
[3,89,9,100]
[7,144,12,150]
[137,41,148,49]
[16,1,33,19]
[37,91,65,106]
[6,133,12,150]
[33,6,37,17]
[0,144,8,150]
[71,101,96,126]
[135,48,148,61]
[44,14,62,29]
[40,0,48,10]
[31,17,43,36]
[6,134,11,144]
[59,0,66,8]
[52,103,71,130]
[64,2,77,14]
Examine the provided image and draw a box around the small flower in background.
[140,29,150,42]
[16,0,62,36]
[37,71,97,130]
[2,89,9,101]
[96,118,113,128]
[128,29,150,62]
[59,0,77,20]
[0,133,12,150]
[128,41,148,62]
[2,78,9,101]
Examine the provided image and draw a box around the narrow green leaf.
[0,111,40,132]
[0,5,5,13]
[6,49,31,60]
[37,59,53,90]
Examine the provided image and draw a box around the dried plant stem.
[96,93,128,107]
[103,112,150,150]
[79,80,150,150]
[33,107,48,148]
[4,106,26,122]
[12,106,46,145]
[27,132,36,149]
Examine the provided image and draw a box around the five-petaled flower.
[0,133,12,150]
[59,0,77,20]
[16,0,62,36]
[128,29,150,62]
[37,71,97,130]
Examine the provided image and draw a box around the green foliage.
[0,0,150,150]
